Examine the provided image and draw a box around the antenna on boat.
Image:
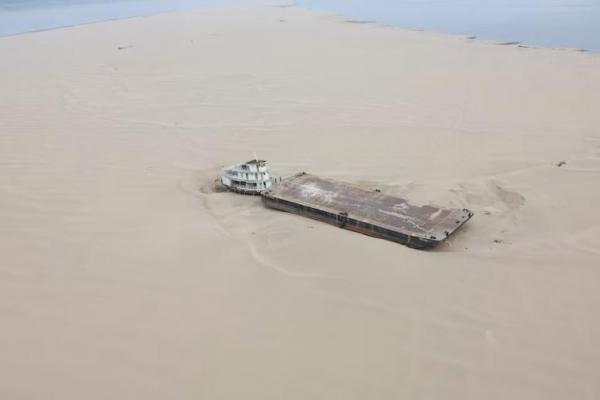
[253,151,258,161]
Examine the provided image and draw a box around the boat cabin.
[221,159,272,194]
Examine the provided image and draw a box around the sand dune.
[1,2,600,399]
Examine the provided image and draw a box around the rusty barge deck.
[261,173,473,249]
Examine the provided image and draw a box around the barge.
[262,173,473,249]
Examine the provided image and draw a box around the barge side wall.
[262,195,437,249]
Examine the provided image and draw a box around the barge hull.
[261,173,473,250]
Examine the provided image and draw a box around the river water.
[1,0,599,51]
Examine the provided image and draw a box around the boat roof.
[245,159,266,165]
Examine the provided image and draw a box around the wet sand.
[1,2,600,399]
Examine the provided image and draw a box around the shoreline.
[297,6,599,55]
[2,0,597,55]
[291,0,599,54]
[305,15,599,59]
[0,0,231,40]
[0,14,148,40]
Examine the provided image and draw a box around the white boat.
[220,159,272,194]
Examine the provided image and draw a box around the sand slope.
[1,3,600,399]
